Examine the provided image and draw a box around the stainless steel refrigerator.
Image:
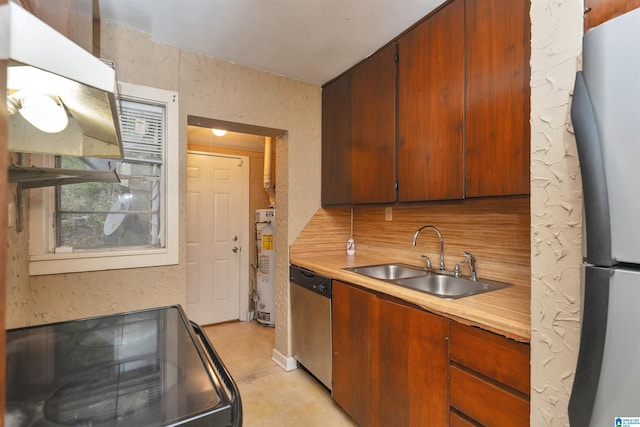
[569,7,640,427]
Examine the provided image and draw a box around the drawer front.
[450,411,479,427]
[450,322,530,395]
[450,366,529,426]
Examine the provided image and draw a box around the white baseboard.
[272,348,298,372]
[240,311,254,322]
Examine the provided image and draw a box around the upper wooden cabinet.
[19,0,94,53]
[332,279,530,426]
[397,0,464,202]
[350,44,397,204]
[464,0,531,198]
[321,0,531,205]
[322,44,396,206]
[322,72,352,206]
[584,0,640,31]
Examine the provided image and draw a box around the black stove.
[5,306,242,426]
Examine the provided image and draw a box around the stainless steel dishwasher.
[290,264,332,390]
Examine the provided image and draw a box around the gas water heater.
[255,209,275,326]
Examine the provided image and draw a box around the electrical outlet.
[385,207,393,221]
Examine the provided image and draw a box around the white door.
[186,153,246,325]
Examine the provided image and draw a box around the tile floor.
[205,321,358,427]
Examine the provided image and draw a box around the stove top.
[5,306,241,427]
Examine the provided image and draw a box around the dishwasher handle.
[290,265,332,298]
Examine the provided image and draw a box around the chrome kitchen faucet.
[412,225,446,272]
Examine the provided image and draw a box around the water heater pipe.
[264,137,276,206]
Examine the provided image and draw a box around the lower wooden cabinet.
[332,281,449,426]
[450,366,529,426]
[375,294,449,426]
[449,322,531,426]
[450,411,479,427]
[331,281,530,427]
[332,281,374,426]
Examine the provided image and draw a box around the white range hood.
[3,2,123,158]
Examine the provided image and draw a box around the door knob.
[232,247,240,253]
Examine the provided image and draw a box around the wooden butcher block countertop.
[290,252,531,343]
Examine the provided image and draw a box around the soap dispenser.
[346,208,355,256]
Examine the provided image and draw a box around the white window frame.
[28,82,179,275]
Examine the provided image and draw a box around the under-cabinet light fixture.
[4,2,122,157]
[16,92,69,134]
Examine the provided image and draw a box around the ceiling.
[187,126,266,152]
[98,0,446,85]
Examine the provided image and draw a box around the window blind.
[120,99,165,164]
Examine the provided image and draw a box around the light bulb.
[18,93,69,133]
[211,129,227,137]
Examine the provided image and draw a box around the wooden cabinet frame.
[332,281,531,427]
[321,0,532,205]
[332,281,449,426]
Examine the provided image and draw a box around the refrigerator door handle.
[571,72,613,267]
[568,266,610,427]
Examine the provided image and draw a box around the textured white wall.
[7,24,322,353]
[4,6,591,423]
[6,153,31,328]
[530,1,583,425]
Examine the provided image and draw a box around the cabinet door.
[19,0,94,53]
[397,0,464,202]
[351,43,397,204]
[465,0,531,197]
[332,281,374,426]
[584,0,640,31]
[374,297,449,426]
[322,72,352,206]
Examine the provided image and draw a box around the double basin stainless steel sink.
[343,263,511,299]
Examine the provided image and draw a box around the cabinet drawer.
[450,322,530,395]
[450,365,529,426]
[450,411,479,427]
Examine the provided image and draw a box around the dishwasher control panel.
[289,265,332,298]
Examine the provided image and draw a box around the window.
[28,82,179,275]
